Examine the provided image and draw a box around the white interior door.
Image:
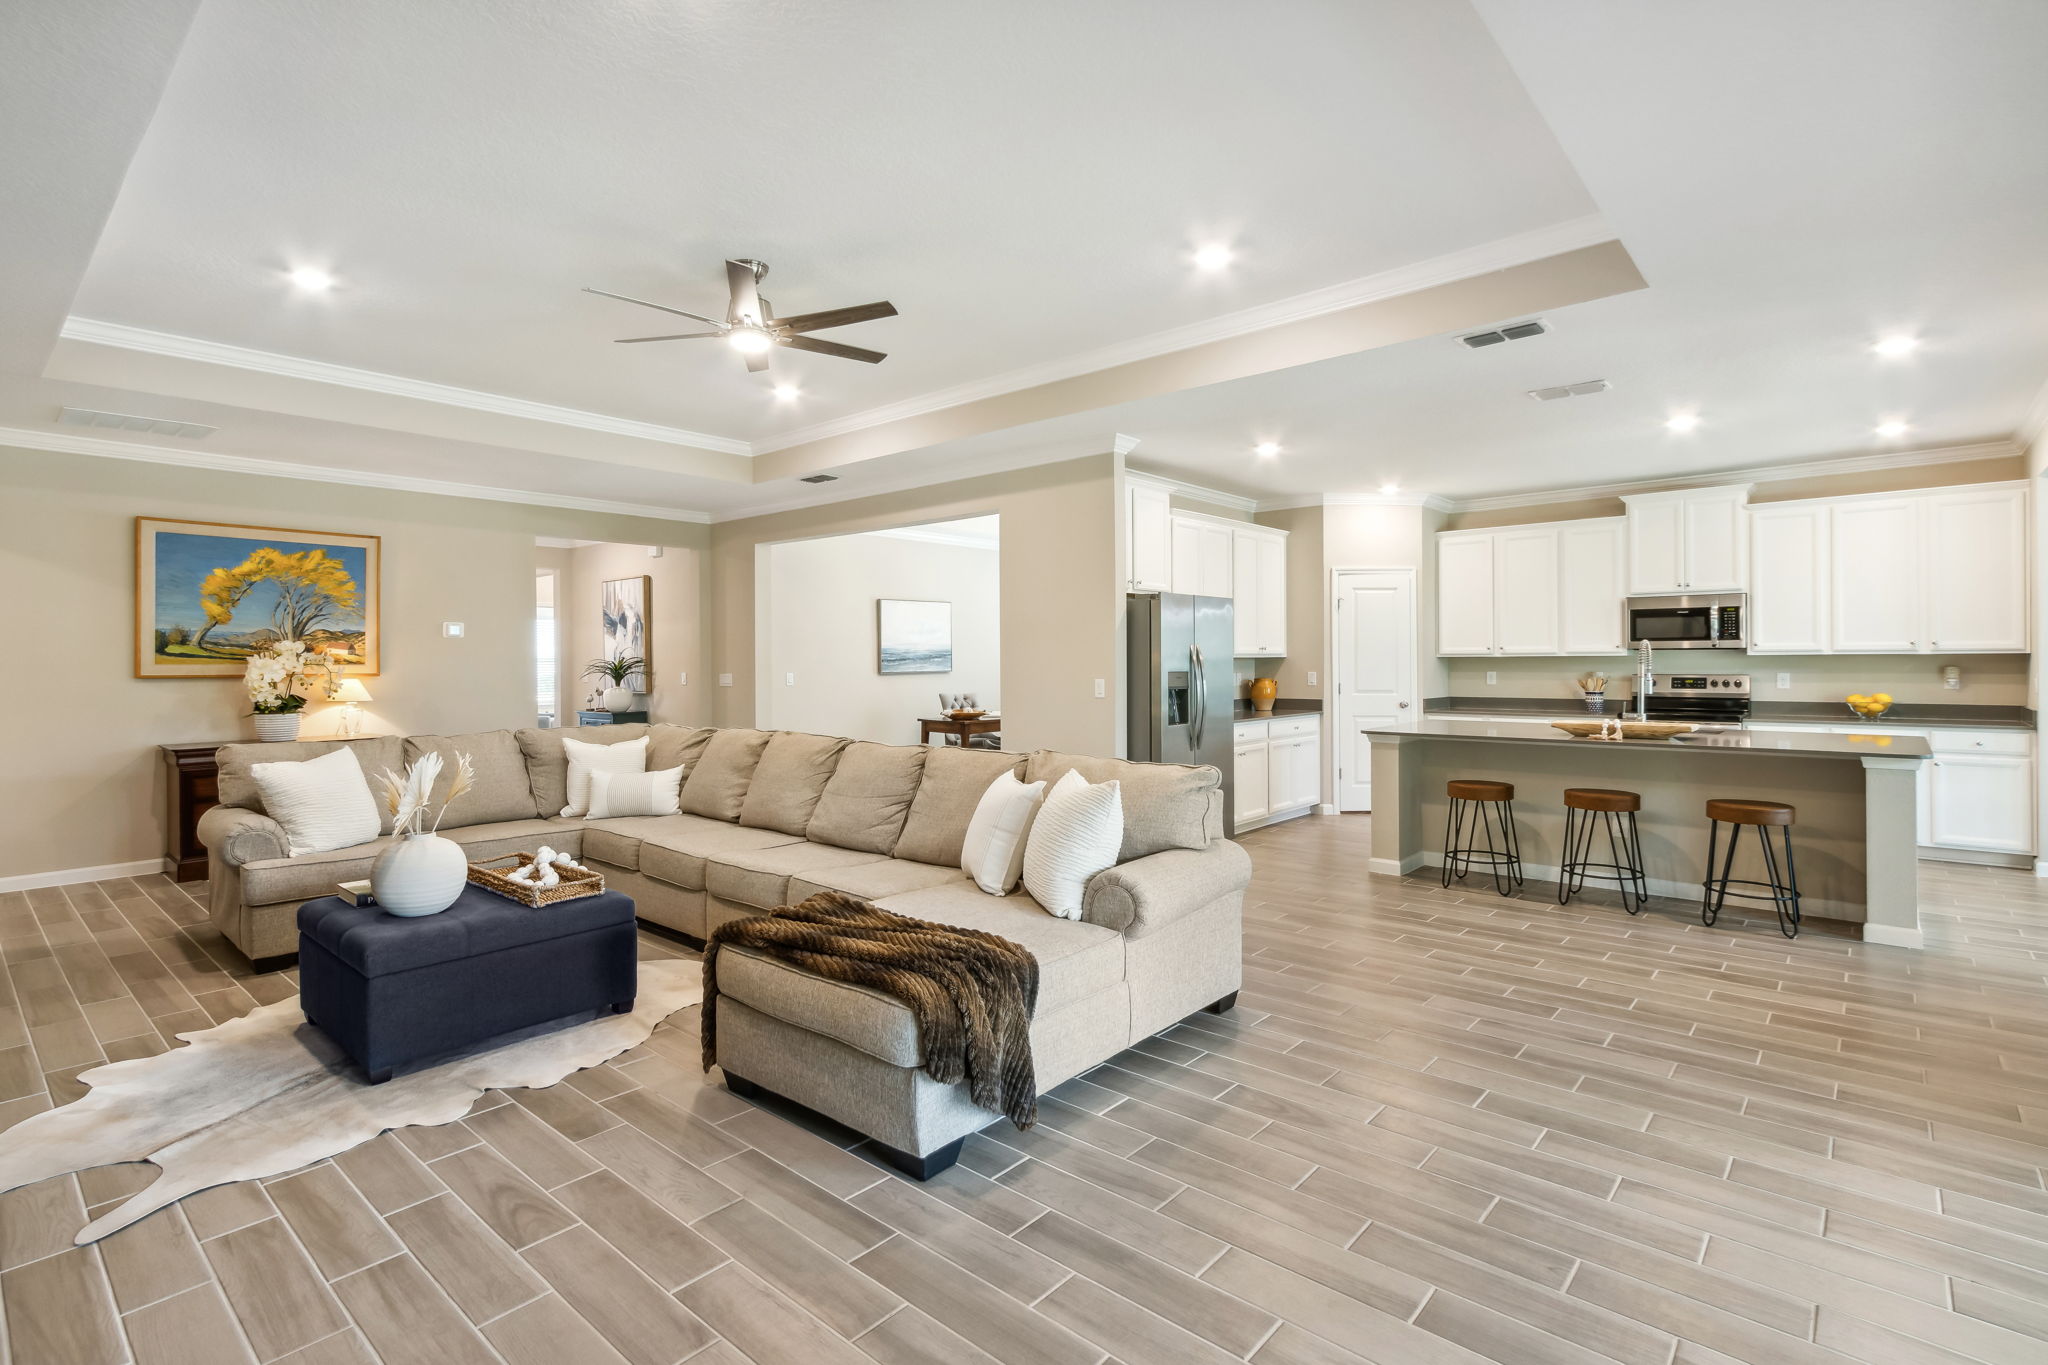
[1335,569,1416,812]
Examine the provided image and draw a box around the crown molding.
[750,215,1617,457]
[1255,491,1454,512]
[0,425,714,524]
[1442,439,2026,513]
[59,318,753,456]
[1125,469,1260,512]
[862,521,1001,550]
[1112,433,1142,456]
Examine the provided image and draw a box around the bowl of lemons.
[1845,692,1894,722]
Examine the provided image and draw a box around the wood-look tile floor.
[3,814,2047,1364]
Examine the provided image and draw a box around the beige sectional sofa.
[198,723,1250,1175]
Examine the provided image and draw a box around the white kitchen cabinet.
[1231,525,1289,657]
[1170,515,1233,599]
[1830,497,1922,652]
[1233,738,1270,824]
[1435,533,1497,656]
[1125,480,1173,592]
[1748,502,1831,653]
[1924,486,2029,652]
[1268,733,1320,814]
[1492,527,1562,655]
[1622,486,1750,594]
[1559,518,1627,654]
[1928,752,2035,853]
[1232,715,1320,831]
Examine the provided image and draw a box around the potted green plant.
[583,655,646,713]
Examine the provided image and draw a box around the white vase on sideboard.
[603,686,636,712]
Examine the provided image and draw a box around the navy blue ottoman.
[298,885,638,1083]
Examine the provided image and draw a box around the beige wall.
[558,540,707,726]
[1440,453,2027,530]
[1250,505,1323,702]
[1444,651,2029,706]
[0,444,708,881]
[762,531,1000,744]
[708,455,1119,756]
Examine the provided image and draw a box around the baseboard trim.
[0,859,162,893]
[1315,803,1340,815]
[1408,852,1870,927]
[1860,924,1926,949]
[1233,804,1317,836]
[1369,853,1428,876]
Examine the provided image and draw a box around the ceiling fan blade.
[613,332,722,343]
[781,334,887,364]
[744,349,771,374]
[582,287,726,329]
[726,259,763,325]
[767,301,898,334]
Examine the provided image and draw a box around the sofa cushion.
[787,857,966,905]
[516,725,648,819]
[1024,750,1217,862]
[639,816,806,892]
[679,729,774,822]
[647,723,716,773]
[218,737,406,834]
[706,841,891,911]
[892,747,1023,867]
[403,730,536,828]
[239,817,585,906]
[715,885,1124,1067]
[806,743,927,855]
[738,732,851,836]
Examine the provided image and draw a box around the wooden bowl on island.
[1549,720,1698,740]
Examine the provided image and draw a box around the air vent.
[59,406,216,439]
[1526,379,1610,402]
[1460,319,1548,349]
[798,473,839,484]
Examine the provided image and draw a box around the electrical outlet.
[784,672,796,686]
[718,673,733,687]
[1485,670,1497,686]
[1776,672,1791,689]
[1306,671,1317,687]
[441,621,464,638]
[1093,678,1106,699]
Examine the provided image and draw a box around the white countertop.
[1366,717,1931,760]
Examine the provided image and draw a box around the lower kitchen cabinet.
[1750,722,2034,858]
[1233,715,1321,832]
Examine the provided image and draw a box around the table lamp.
[330,677,373,738]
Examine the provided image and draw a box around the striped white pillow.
[587,765,685,819]
[1022,769,1123,920]
[249,747,381,856]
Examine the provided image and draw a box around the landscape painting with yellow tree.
[135,518,380,678]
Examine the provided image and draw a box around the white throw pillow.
[586,765,684,820]
[960,771,1047,896]
[560,735,648,817]
[250,747,381,856]
[1022,769,1124,920]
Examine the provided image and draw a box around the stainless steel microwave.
[1624,593,1747,650]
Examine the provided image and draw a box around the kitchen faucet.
[1631,639,1654,721]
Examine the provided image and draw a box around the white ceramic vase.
[251,713,302,742]
[371,831,467,917]
[603,686,636,712]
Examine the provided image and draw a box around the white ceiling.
[2,2,2044,516]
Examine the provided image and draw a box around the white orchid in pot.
[243,640,315,741]
[368,751,475,916]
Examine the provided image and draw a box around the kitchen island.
[1366,718,1930,946]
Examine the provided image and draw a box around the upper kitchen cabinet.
[1435,529,1499,656]
[1492,526,1562,654]
[1748,502,1831,653]
[1125,479,1172,591]
[1830,495,1924,652]
[1558,518,1628,654]
[1169,513,1234,598]
[1232,525,1288,657]
[1622,486,1750,594]
[1924,486,2029,652]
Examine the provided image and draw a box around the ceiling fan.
[585,259,896,373]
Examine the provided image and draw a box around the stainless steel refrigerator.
[1127,592,1237,829]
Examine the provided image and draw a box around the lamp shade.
[332,678,373,703]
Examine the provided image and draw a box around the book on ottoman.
[297,884,638,1083]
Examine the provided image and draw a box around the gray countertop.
[1233,699,1323,721]
[1424,697,2033,731]
[1371,717,1931,759]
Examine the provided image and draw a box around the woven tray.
[467,852,606,907]
[1550,721,1698,740]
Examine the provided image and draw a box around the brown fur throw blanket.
[700,891,1042,1129]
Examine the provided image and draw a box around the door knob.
[1398,701,1410,708]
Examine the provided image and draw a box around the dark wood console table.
[161,742,230,883]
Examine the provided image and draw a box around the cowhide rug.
[0,958,703,1243]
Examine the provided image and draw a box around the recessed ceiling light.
[1875,419,1910,439]
[286,266,335,292]
[1664,413,1701,434]
[1379,482,1400,496]
[1192,243,1235,272]
[772,383,801,401]
[1872,334,1920,359]
[727,327,773,355]
[1254,441,1280,458]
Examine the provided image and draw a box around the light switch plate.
[718,673,733,687]
[784,672,796,686]
[1307,671,1317,687]
[1093,678,1106,698]
[441,621,463,638]
[1485,670,1497,685]
[676,672,687,685]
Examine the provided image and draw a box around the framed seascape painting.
[601,575,651,690]
[877,598,952,674]
[136,518,380,678]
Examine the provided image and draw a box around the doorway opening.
[535,537,691,726]
[758,515,1000,745]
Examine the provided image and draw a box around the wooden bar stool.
[1558,788,1649,915]
[1701,799,1801,938]
[1442,779,1524,897]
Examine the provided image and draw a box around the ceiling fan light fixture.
[727,327,773,355]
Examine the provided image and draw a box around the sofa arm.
[198,805,289,867]
[1082,840,1252,938]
